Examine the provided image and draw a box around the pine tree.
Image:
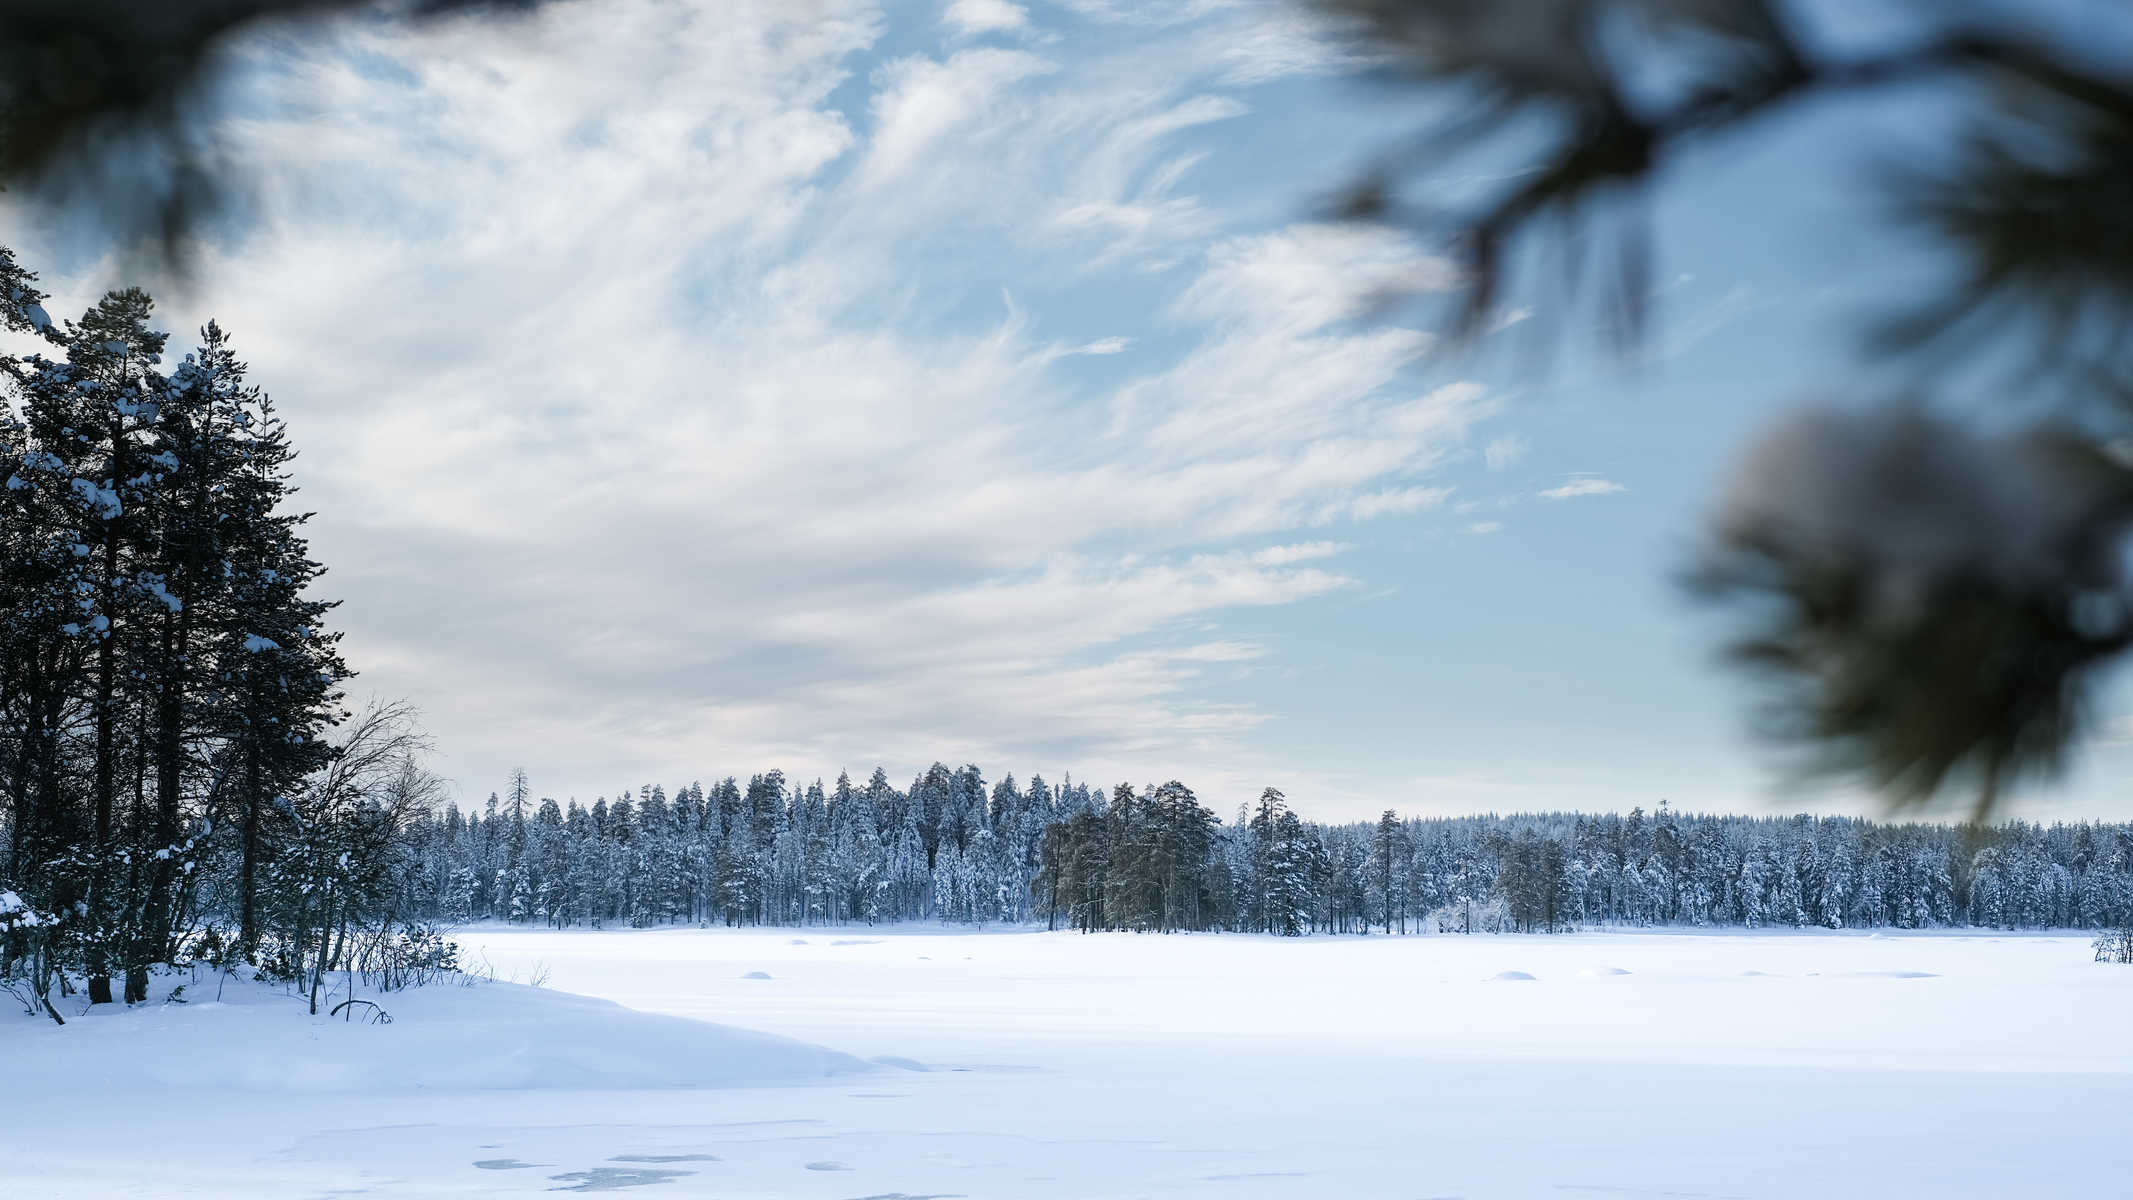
[1369,809,1405,934]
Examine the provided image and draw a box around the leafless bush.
[2095,927,2133,964]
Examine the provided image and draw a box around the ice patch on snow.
[549,1166,694,1191]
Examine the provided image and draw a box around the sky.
[4,0,2130,824]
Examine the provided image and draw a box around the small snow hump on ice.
[740,970,773,980]
[1489,970,1537,981]
[1577,966,1631,977]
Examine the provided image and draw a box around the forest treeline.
[392,769,2133,936]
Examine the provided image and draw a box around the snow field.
[467,926,2133,1076]
[3,927,2128,1198]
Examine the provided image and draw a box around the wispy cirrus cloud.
[0,0,1486,813]
[944,0,1032,38]
[1541,475,1629,500]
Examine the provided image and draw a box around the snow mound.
[1836,970,1937,979]
[7,976,866,1093]
[741,970,774,980]
[871,1054,931,1072]
[1577,966,1631,977]
[1488,971,1537,982]
[830,938,881,946]
[1740,970,1775,977]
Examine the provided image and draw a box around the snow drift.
[6,975,869,1093]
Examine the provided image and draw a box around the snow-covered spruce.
[3,280,354,1015]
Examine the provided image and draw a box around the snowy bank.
[4,972,869,1092]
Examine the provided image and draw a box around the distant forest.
[401,768,2133,935]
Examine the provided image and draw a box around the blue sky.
[4,0,2128,822]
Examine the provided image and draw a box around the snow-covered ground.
[7,969,864,1094]
[6,927,2130,1197]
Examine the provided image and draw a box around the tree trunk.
[239,740,262,959]
[85,583,116,1007]
[130,613,188,1005]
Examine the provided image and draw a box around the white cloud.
[1165,640,1266,662]
[1043,94,1248,265]
[1464,521,1503,536]
[1056,0,1371,84]
[1175,222,1455,337]
[1340,486,1451,522]
[858,48,1054,190]
[1205,4,1376,85]
[1489,305,1534,333]
[1251,541,1349,566]
[944,0,1031,37]
[1541,476,1628,500]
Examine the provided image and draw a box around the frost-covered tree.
[2,269,358,1011]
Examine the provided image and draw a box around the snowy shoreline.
[5,968,868,1094]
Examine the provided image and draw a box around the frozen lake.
[8,927,2131,1197]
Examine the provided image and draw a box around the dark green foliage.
[1323,0,2133,366]
[1693,412,2133,817]
[0,254,372,1013]
[1489,828,1569,932]
[1247,789,1315,936]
